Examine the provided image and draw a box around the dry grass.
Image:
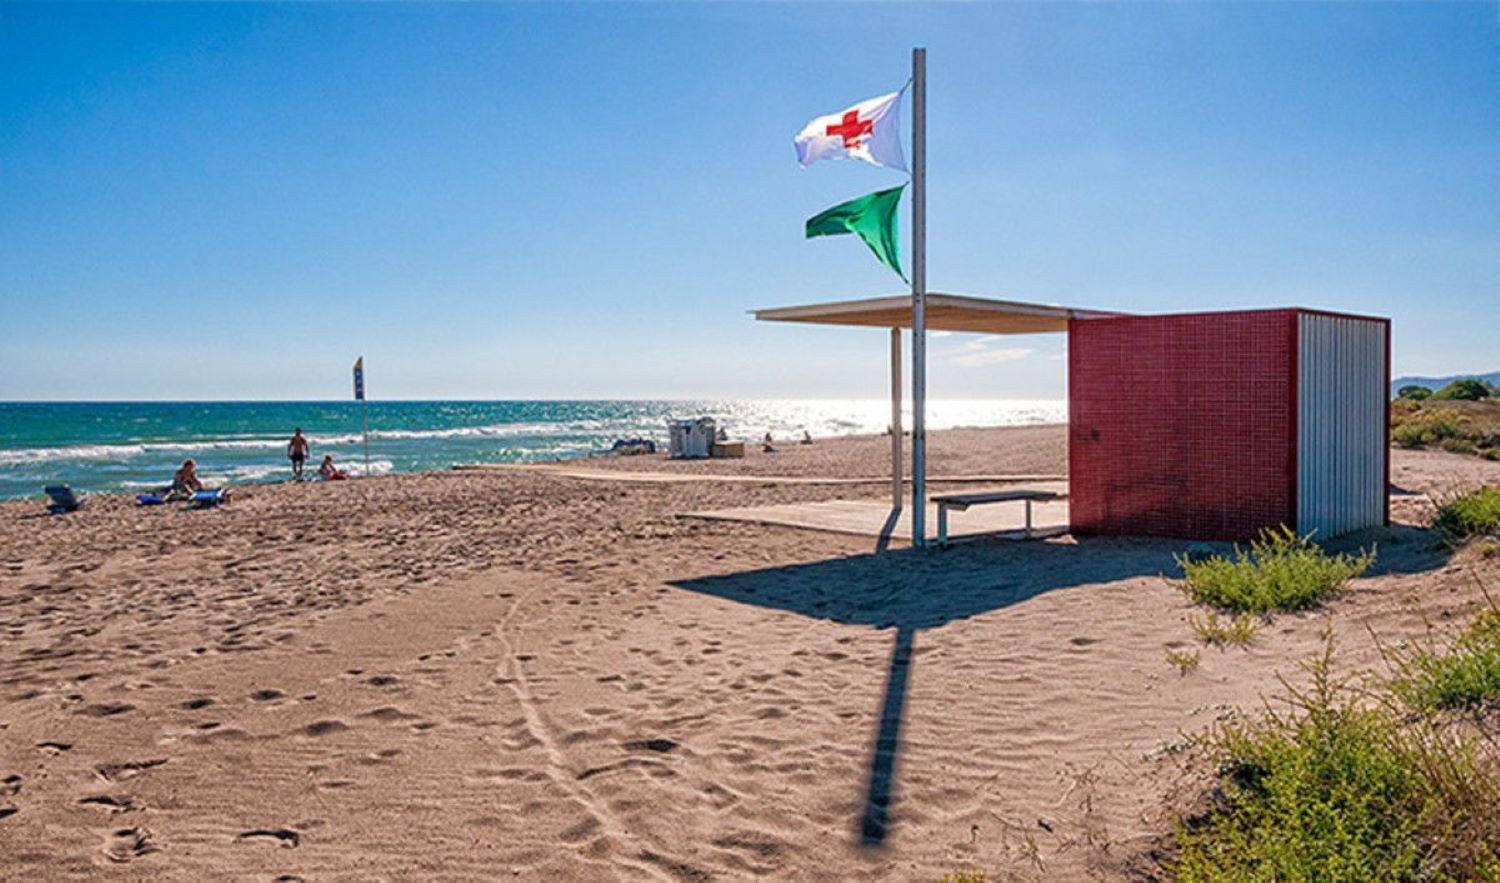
[1391,399,1500,459]
[1165,647,1203,674]
[1189,610,1260,647]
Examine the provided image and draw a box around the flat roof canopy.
[752,293,1125,335]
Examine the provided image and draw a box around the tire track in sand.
[491,579,685,881]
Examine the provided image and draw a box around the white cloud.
[952,345,1034,368]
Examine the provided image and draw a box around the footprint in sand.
[713,832,787,860]
[366,675,399,687]
[180,698,215,710]
[78,703,135,717]
[360,707,418,723]
[301,720,349,737]
[94,759,166,783]
[623,739,679,754]
[356,749,402,767]
[101,826,157,862]
[1,774,19,796]
[249,689,284,702]
[238,828,300,848]
[37,741,72,755]
[78,794,140,814]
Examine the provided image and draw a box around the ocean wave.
[0,421,639,465]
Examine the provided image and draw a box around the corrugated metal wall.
[1296,313,1387,538]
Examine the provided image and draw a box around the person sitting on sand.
[166,459,203,499]
[318,454,348,481]
[801,429,813,445]
[288,429,310,480]
[762,432,777,454]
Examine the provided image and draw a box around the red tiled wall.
[1068,310,1296,542]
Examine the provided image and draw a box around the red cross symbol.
[825,110,872,148]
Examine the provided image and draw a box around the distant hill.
[1390,371,1500,397]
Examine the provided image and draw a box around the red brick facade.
[1068,309,1297,541]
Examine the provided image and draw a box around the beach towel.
[44,485,82,514]
[186,489,229,509]
[136,494,166,506]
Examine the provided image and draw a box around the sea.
[0,400,1065,501]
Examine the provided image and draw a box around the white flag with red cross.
[793,90,906,172]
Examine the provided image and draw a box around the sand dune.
[2,425,1497,878]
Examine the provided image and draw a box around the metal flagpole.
[910,47,927,547]
[361,400,370,477]
[355,357,369,477]
[890,326,902,510]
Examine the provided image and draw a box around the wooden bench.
[932,489,1060,545]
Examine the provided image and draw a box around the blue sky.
[2,3,1496,401]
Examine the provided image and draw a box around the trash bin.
[667,418,715,459]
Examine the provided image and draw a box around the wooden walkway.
[455,463,1065,487]
[681,495,1070,544]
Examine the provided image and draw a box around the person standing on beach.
[288,429,310,480]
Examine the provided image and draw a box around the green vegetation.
[1434,487,1500,542]
[1391,404,1476,447]
[937,870,986,883]
[1189,610,1260,646]
[1432,378,1495,401]
[1397,384,1433,401]
[1390,398,1500,458]
[1166,646,1202,674]
[1391,606,1500,713]
[1172,631,1500,881]
[1176,528,1373,615]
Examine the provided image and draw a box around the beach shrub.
[1434,487,1500,542]
[1166,647,1202,675]
[1190,610,1259,646]
[1390,407,1472,448]
[1442,437,1479,454]
[1175,528,1373,615]
[1172,633,1500,881]
[1391,607,1500,713]
[1397,385,1433,401]
[1390,398,1500,459]
[1390,422,1430,448]
[1432,379,1493,401]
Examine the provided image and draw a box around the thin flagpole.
[910,47,927,547]
[362,398,370,477]
[356,357,370,477]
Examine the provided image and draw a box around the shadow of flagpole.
[859,624,916,846]
[873,506,903,554]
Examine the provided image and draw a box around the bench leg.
[937,505,948,547]
[1024,500,1033,539]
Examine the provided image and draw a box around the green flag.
[805,184,906,281]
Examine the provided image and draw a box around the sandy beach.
[3,424,1498,879]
